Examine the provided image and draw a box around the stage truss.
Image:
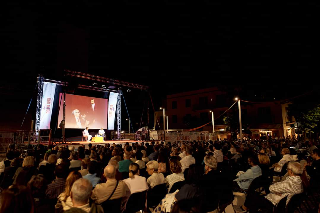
[35,70,149,143]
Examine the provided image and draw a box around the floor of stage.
[26,139,148,149]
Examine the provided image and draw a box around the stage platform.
[24,140,149,149]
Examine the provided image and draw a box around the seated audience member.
[91,164,130,204]
[39,154,58,183]
[157,149,169,176]
[153,164,204,213]
[108,159,122,181]
[0,158,20,189]
[272,148,297,173]
[233,155,262,191]
[38,152,50,168]
[243,161,304,213]
[201,155,233,213]
[141,150,149,163]
[148,145,160,161]
[56,171,82,211]
[0,185,34,213]
[123,163,148,194]
[118,153,132,173]
[45,163,69,200]
[135,150,146,170]
[83,160,101,188]
[79,158,90,176]
[64,178,93,213]
[306,148,320,188]
[69,152,82,169]
[13,156,38,186]
[213,143,224,163]
[180,146,195,172]
[146,160,166,188]
[165,157,185,192]
[110,147,122,162]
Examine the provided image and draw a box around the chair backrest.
[274,196,287,213]
[147,183,167,208]
[247,176,265,193]
[100,198,122,213]
[169,180,186,193]
[124,190,147,213]
[286,193,303,213]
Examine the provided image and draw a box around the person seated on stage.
[98,128,105,138]
[83,127,92,142]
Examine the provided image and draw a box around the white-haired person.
[243,161,304,213]
[64,178,93,213]
[146,160,165,188]
[13,156,37,186]
[272,148,298,173]
[123,162,148,194]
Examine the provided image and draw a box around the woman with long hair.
[56,170,82,211]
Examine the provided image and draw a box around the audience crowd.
[0,137,319,213]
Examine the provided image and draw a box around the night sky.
[1,0,319,131]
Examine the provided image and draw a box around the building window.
[199,97,208,106]
[172,115,178,123]
[172,101,177,109]
[185,99,191,107]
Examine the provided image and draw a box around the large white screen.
[58,94,108,129]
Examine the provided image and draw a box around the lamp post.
[166,115,169,133]
[210,110,214,134]
[126,119,130,134]
[235,97,242,142]
[160,107,165,141]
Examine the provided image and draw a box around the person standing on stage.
[83,127,92,142]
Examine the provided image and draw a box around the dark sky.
[1,0,319,130]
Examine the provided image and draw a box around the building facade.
[156,87,296,140]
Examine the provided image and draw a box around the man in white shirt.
[213,143,223,163]
[146,160,165,188]
[180,146,195,172]
[83,127,92,142]
[243,161,304,212]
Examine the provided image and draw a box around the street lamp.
[235,97,242,142]
[160,107,166,141]
[126,118,130,134]
[210,110,214,134]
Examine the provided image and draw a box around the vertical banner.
[108,92,119,130]
[39,82,56,129]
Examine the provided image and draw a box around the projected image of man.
[72,109,82,128]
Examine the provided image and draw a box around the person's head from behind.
[185,164,203,185]
[204,155,217,172]
[81,158,90,169]
[0,185,34,213]
[112,147,120,157]
[281,148,290,156]
[129,163,140,178]
[70,178,92,207]
[169,158,182,174]
[63,171,82,199]
[248,154,259,166]
[55,164,69,179]
[185,146,193,156]
[258,153,270,165]
[312,149,320,160]
[88,160,98,175]
[171,198,202,213]
[287,161,303,176]
[22,156,35,168]
[104,164,116,180]
[135,150,143,160]
[146,160,158,176]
